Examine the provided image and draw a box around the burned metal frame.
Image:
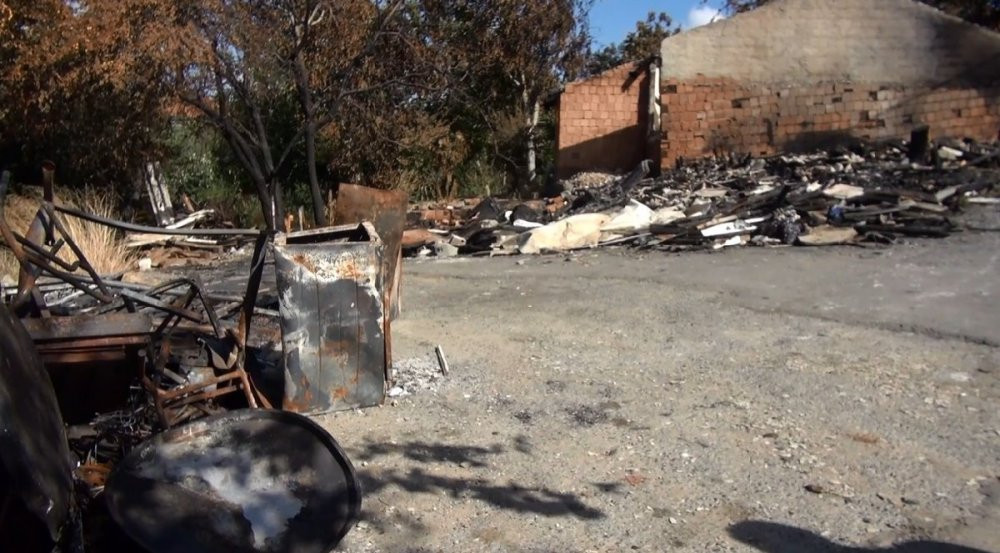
[1,173,114,310]
[1,169,273,427]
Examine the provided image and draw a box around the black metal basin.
[105,409,361,553]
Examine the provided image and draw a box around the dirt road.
[326,223,1000,553]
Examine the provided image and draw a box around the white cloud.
[687,6,725,28]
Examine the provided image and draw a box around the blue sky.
[589,0,726,47]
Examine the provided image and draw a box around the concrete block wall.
[661,76,1000,166]
[659,0,1000,87]
[556,63,650,178]
[556,0,1000,176]
[658,0,1000,168]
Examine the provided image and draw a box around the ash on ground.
[388,355,445,398]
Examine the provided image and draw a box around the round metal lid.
[105,409,361,553]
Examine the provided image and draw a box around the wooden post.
[139,162,176,226]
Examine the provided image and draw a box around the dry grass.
[0,248,16,286]
[0,187,138,282]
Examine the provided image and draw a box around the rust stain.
[320,339,352,367]
[337,259,364,280]
[283,398,305,412]
[292,253,318,273]
[332,387,349,400]
[285,380,314,413]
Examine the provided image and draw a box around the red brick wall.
[556,63,650,178]
[660,76,1000,167]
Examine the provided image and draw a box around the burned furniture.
[141,234,270,427]
[21,312,153,423]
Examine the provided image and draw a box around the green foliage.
[454,155,510,199]
[160,120,259,226]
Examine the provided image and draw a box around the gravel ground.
[316,210,1000,553]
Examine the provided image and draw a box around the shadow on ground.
[729,521,993,553]
[353,439,506,467]
[353,440,604,520]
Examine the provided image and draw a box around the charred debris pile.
[404,138,1000,256]
[0,172,404,553]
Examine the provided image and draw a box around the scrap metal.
[0,306,73,542]
[0,169,272,427]
[333,183,407,322]
[0,166,381,551]
[104,409,362,553]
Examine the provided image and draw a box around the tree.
[1,0,166,188]
[419,0,592,192]
[4,0,596,221]
[586,11,679,75]
[715,0,767,14]
[5,0,443,229]
[620,12,680,63]
[165,0,437,229]
[284,1,446,225]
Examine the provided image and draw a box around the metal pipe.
[41,203,111,297]
[52,203,262,236]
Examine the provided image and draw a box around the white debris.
[518,213,611,254]
[823,183,865,199]
[601,200,654,233]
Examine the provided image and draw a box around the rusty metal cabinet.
[273,223,387,414]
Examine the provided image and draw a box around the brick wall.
[556,63,650,178]
[556,0,1000,176]
[658,0,1000,168]
[661,77,1000,166]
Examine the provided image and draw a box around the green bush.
[160,120,260,227]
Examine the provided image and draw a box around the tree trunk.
[294,52,327,227]
[521,82,542,187]
[304,122,324,225]
[253,181,275,231]
[273,179,285,231]
[525,97,540,187]
[221,132,274,230]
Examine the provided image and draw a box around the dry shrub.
[0,248,16,285]
[2,192,42,236]
[0,187,138,282]
[0,192,38,282]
